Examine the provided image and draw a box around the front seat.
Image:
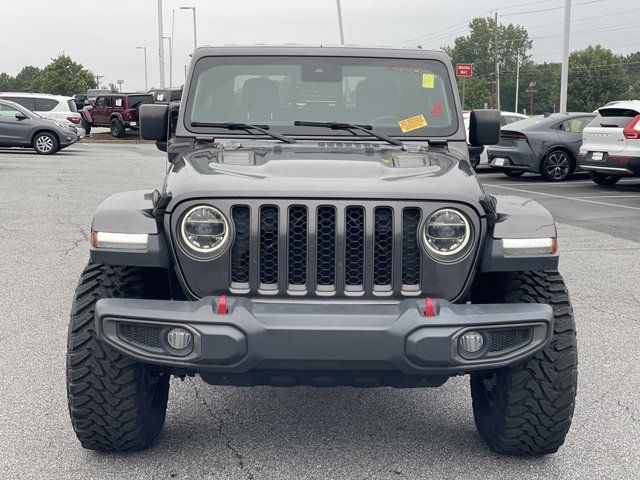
[242,78,279,122]
[355,77,399,120]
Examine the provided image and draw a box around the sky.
[1,0,638,92]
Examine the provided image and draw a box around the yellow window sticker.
[398,114,428,133]
[422,73,435,89]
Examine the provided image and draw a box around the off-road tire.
[470,270,578,456]
[588,171,621,186]
[110,118,125,138]
[503,170,525,178]
[81,119,92,136]
[32,131,59,155]
[67,263,170,451]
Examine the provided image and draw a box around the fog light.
[167,328,192,351]
[460,331,484,353]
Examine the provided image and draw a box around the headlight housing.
[180,205,230,256]
[423,208,472,257]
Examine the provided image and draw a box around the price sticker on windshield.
[398,114,428,133]
[422,73,435,89]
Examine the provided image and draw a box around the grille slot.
[259,205,279,288]
[344,206,365,288]
[373,207,393,289]
[488,328,532,353]
[316,206,336,287]
[288,205,308,287]
[117,323,162,350]
[402,208,422,286]
[231,206,250,285]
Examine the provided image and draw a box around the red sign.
[456,63,473,78]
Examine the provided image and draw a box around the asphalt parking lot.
[1,144,639,480]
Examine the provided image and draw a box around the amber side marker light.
[91,231,149,250]
[502,237,557,256]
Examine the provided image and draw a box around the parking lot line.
[483,183,640,212]
[576,195,640,199]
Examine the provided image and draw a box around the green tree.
[40,54,96,96]
[14,66,43,92]
[0,72,16,91]
[108,83,119,93]
[567,45,627,112]
[625,51,640,99]
[445,16,532,110]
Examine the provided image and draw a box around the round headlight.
[423,208,471,256]
[180,205,230,256]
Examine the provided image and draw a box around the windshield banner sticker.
[422,73,435,89]
[398,114,428,133]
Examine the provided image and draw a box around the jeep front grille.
[229,201,425,297]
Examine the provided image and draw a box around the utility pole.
[494,11,501,111]
[136,47,148,91]
[559,0,571,113]
[163,37,173,90]
[157,0,165,88]
[95,75,103,87]
[336,0,345,45]
[515,52,520,113]
[180,6,198,51]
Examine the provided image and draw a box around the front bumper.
[95,297,553,378]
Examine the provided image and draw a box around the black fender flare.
[90,190,170,268]
[480,195,559,272]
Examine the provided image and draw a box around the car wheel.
[110,118,125,138]
[81,119,92,135]
[32,132,59,155]
[470,270,578,455]
[541,150,572,182]
[67,263,170,451]
[588,171,621,186]
[503,170,525,177]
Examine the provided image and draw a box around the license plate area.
[591,152,604,161]
[493,158,508,167]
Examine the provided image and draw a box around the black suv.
[67,46,577,457]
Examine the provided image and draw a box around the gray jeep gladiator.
[66,46,577,456]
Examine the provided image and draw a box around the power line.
[500,0,602,18]
[527,7,640,28]
[531,21,640,40]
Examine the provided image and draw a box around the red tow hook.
[216,295,228,315]
[424,297,436,317]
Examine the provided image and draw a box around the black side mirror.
[140,104,169,142]
[469,109,501,146]
[15,113,28,121]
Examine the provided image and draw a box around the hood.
[163,145,486,214]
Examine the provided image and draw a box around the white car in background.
[464,111,527,168]
[579,100,640,185]
[0,92,86,137]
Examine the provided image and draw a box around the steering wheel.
[369,115,401,124]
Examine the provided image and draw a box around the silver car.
[0,99,79,154]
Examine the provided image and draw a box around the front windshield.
[185,55,458,138]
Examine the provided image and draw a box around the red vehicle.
[81,93,154,137]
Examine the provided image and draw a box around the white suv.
[0,92,86,137]
[579,100,640,185]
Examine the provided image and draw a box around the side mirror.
[15,113,28,121]
[468,109,501,146]
[140,104,169,142]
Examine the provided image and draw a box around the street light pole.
[136,47,148,91]
[180,6,197,51]
[336,0,345,45]
[559,0,571,113]
[157,0,165,88]
[163,36,173,90]
[515,52,520,113]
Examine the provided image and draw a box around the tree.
[39,54,96,96]
[624,51,640,100]
[14,66,43,92]
[445,16,532,110]
[0,72,15,91]
[108,83,119,93]
[567,45,627,112]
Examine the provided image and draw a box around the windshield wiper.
[190,122,296,144]
[293,120,404,147]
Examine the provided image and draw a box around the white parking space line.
[576,195,640,199]
[483,183,640,212]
